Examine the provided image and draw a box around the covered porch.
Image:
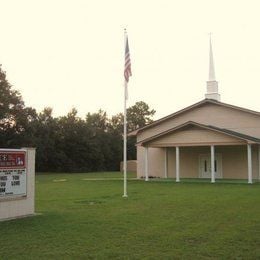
[137,122,260,183]
[142,145,260,183]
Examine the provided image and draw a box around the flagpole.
[123,29,128,198]
[123,80,128,197]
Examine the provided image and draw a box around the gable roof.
[130,99,260,136]
[137,121,260,146]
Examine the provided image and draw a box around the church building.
[131,39,260,183]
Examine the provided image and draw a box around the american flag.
[124,36,132,82]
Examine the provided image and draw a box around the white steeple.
[205,34,221,101]
[208,37,216,81]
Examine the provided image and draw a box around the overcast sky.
[1,0,260,119]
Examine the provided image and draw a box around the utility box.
[0,148,36,221]
[120,160,137,173]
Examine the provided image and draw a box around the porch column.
[247,144,253,184]
[145,147,149,181]
[164,148,168,178]
[211,145,215,183]
[176,146,180,182]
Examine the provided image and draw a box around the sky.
[1,0,260,120]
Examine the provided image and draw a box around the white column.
[176,146,180,182]
[145,147,149,181]
[247,144,253,184]
[164,148,168,178]
[211,145,215,183]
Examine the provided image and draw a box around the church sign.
[0,151,27,198]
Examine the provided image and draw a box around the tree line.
[0,66,156,172]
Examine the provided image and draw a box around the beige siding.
[167,148,176,178]
[178,147,207,178]
[217,146,247,179]
[137,147,165,178]
[217,145,259,179]
[137,103,260,142]
[147,128,245,147]
[137,146,144,178]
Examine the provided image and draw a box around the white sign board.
[0,151,26,198]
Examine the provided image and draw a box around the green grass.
[1,172,260,259]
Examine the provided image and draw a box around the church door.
[199,154,222,178]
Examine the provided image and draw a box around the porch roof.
[137,121,260,147]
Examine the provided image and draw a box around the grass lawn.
[1,172,260,259]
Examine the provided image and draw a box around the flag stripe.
[124,36,132,82]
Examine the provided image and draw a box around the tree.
[111,101,156,133]
[86,109,108,132]
[0,66,156,172]
[33,107,63,172]
[110,101,156,160]
[0,65,37,147]
[110,113,123,133]
[86,110,122,171]
[127,101,156,132]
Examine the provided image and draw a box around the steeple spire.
[205,34,221,101]
[208,35,216,81]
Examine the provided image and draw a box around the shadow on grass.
[146,177,259,185]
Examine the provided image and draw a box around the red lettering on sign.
[0,152,26,169]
